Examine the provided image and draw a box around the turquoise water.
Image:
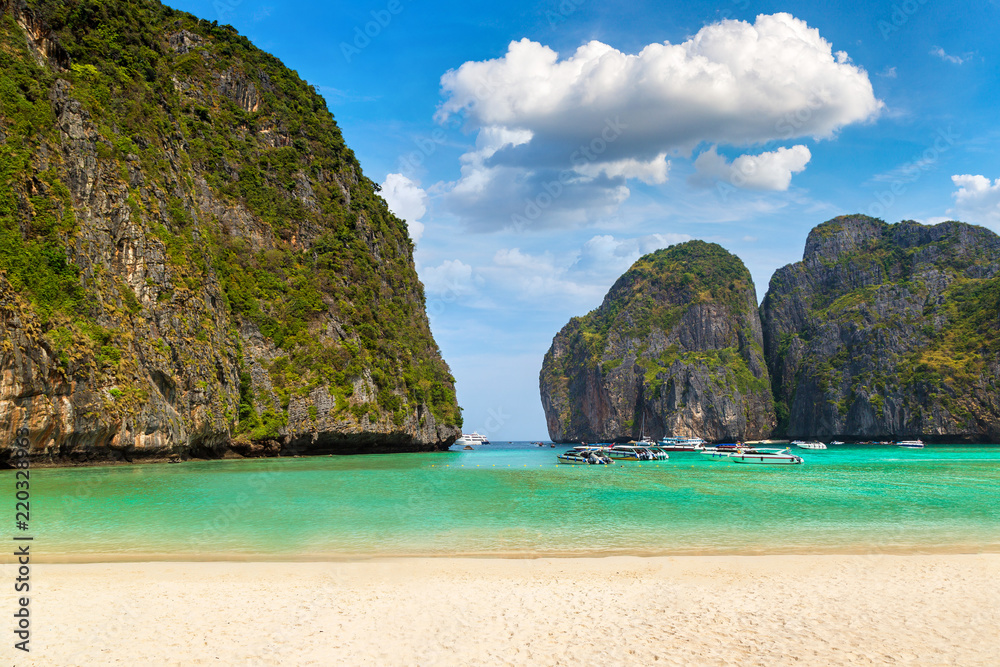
[5,443,1000,560]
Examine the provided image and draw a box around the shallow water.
[8,442,1000,560]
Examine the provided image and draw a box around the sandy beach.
[3,553,997,666]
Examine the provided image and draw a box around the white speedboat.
[659,436,706,451]
[830,440,845,445]
[896,439,925,448]
[728,448,804,465]
[456,432,490,446]
[557,446,614,465]
[792,440,827,450]
[700,444,742,459]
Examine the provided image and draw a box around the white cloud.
[918,216,952,225]
[381,173,427,243]
[435,13,881,230]
[878,66,898,78]
[420,259,481,297]
[572,233,690,273]
[575,153,671,185]
[930,47,967,65]
[690,145,812,190]
[471,233,691,306]
[949,174,1000,226]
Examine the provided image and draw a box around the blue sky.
[172,0,1000,439]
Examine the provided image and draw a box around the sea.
[9,442,1000,561]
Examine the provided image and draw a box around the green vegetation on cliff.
[762,215,1000,440]
[0,0,459,456]
[541,241,774,443]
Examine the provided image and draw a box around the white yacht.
[456,432,490,446]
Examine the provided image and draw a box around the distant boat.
[729,448,804,465]
[792,440,827,450]
[830,440,845,445]
[456,432,490,446]
[896,439,925,448]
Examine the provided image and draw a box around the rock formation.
[761,215,1000,442]
[0,0,460,464]
[540,241,775,443]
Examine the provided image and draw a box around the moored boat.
[659,436,706,451]
[700,444,742,459]
[607,444,666,461]
[792,440,827,450]
[728,448,804,465]
[456,432,490,446]
[557,446,614,465]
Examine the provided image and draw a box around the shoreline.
[6,440,999,470]
[13,553,1000,665]
[20,544,1000,564]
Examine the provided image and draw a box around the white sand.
[5,554,999,666]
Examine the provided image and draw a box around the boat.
[557,446,614,465]
[728,447,804,465]
[896,439,925,448]
[830,440,845,445]
[456,432,490,446]
[645,445,670,460]
[792,440,827,450]
[607,444,668,461]
[700,444,743,459]
[659,436,706,451]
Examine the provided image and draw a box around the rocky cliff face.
[540,241,775,443]
[761,215,1000,442]
[0,0,460,464]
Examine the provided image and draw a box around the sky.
[171,0,1000,440]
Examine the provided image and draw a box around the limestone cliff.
[761,215,1000,442]
[540,241,775,443]
[0,0,460,463]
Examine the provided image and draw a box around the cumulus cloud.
[435,13,881,230]
[690,145,812,190]
[949,174,1000,226]
[381,173,427,243]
